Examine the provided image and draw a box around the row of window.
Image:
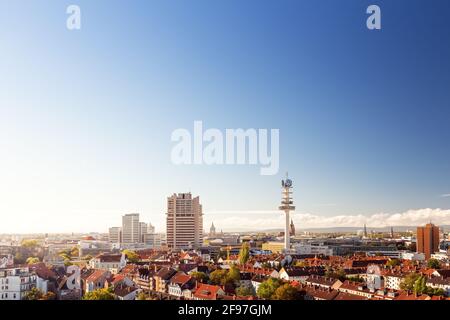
[0,293,17,299]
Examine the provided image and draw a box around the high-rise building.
[122,213,140,244]
[417,223,440,259]
[147,223,155,234]
[139,222,148,242]
[166,193,203,249]
[108,227,122,244]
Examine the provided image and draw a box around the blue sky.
[1,0,450,233]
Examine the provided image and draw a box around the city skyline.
[1,1,450,234]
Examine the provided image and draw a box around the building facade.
[166,193,203,249]
[417,223,440,259]
[122,214,140,244]
[0,267,37,300]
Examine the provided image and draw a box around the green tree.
[427,258,441,269]
[64,259,73,267]
[21,239,39,248]
[236,285,255,297]
[26,257,40,264]
[400,273,421,291]
[272,284,300,300]
[83,288,116,300]
[209,269,229,285]
[413,276,427,295]
[325,268,346,281]
[295,260,307,267]
[122,250,140,263]
[226,266,240,285]
[239,242,250,265]
[386,259,401,268]
[426,287,445,296]
[70,246,79,258]
[136,292,148,300]
[191,271,209,283]
[346,276,365,283]
[256,278,282,299]
[23,287,44,300]
[43,292,56,300]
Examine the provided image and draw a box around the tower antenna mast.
[279,173,295,252]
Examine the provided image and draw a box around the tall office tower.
[108,227,122,244]
[417,223,440,259]
[139,222,148,242]
[147,223,155,234]
[166,193,203,249]
[122,213,140,244]
[279,174,295,252]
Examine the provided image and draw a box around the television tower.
[279,173,295,252]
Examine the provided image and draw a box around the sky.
[0,0,450,233]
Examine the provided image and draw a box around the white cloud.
[441,194,450,198]
[205,208,450,231]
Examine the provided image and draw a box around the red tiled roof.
[194,284,223,300]
[334,292,367,300]
[170,272,192,286]
[86,270,108,283]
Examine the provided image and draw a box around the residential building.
[85,270,111,293]
[193,284,225,300]
[154,267,177,293]
[384,273,403,290]
[89,253,127,274]
[168,272,195,297]
[0,267,37,300]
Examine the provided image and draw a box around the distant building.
[262,241,285,254]
[294,244,333,256]
[147,223,155,234]
[79,239,111,257]
[401,252,425,261]
[166,193,203,249]
[139,222,148,242]
[290,219,296,236]
[89,253,127,274]
[210,222,216,237]
[108,227,122,244]
[417,223,440,259]
[143,233,162,248]
[122,213,140,244]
